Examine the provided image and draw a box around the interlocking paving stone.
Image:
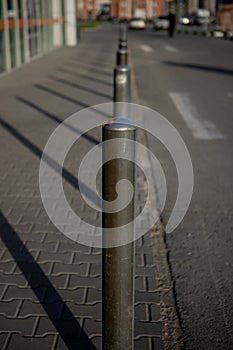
[135,291,160,304]
[3,286,47,302]
[12,262,52,275]
[135,304,148,321]
[51,262,88,276]
[86,288,102,305]
[0,315,37,336]
[18,300,63,319]
[44,287,85,304]
[68,275,102,290]
[152,336,164,349]
[62,302,101,320]
[1,249,38,263]
[7,334,56,350]
[0,333,9,349]
[35,316,83,338]
[0,300,21,318]
[0,274,29,288]
[135,321,163,336]
[0,261,15,274]
[134,336,150,350]
[37,252,73,264]
[149,304,161,322]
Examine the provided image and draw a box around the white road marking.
[164,44,178,53]
[140,44,153,53]
[169,92,225,140]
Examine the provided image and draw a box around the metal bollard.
[119,23,127,42]
[113,65,131,118]
[119,23,128,50]
[102,118,136,350]
[116,48,128,66]
[119,39,127,50]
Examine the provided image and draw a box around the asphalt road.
[125,25,233,349]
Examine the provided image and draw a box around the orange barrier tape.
[0,17,64,31]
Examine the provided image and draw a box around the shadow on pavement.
[47,75,111,100]
[163,61,233,76]
[16,96,100,145]
[34,84,91,108]
[0,211,97,350]
[56,67,112,87]
[66,61,112,77]
[33,84,112,120]
[66,59,114,71]
[0,118,101,209]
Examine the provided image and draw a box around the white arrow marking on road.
[140,45,153,53]
[170,92,225,140]
[164,44,178,53]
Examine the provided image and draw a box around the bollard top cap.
[117,47,128,54]
[119,40,127,48]
[104,117,137,131]
[115,65,131,72]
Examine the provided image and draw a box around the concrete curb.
[176,28,233,40]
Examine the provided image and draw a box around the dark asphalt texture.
[125,25,233,349]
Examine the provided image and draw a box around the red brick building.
[111,0,165,19]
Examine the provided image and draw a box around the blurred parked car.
[129,18,146,30]
[153,16,169,30]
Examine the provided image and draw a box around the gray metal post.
[119,23,128,50]
[116,48,128,66]
[119,39,127,50]
[102,118,136,350]
[119,23,127,43]
[113,65,131,118]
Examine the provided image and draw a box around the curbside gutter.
[130,52,185,350]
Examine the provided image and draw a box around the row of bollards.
[102,24,136,350]
[114,24,131,118]
[116,24,128,66]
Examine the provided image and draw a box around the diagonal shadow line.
[47,74,111,100]
[65,61,112,78]
[57,67,112,87]
[0,211,97,350]
[67,56,114,68]
[15,96,100,146]
[0,118,102,209]
[34,84,112,120]
[34,84,90,108]
[163,61,233,76]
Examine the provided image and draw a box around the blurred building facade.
[76,0,98,19]
[216,3,233,31]
[111,0,165,19]
[187,0,217,14]
[76,0,112,20]
[0,0,77,75]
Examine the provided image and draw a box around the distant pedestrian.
[168,11,176,37]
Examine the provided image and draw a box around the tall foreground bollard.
[102,118,136,350]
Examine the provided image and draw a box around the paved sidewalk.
[0,25,164,349]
